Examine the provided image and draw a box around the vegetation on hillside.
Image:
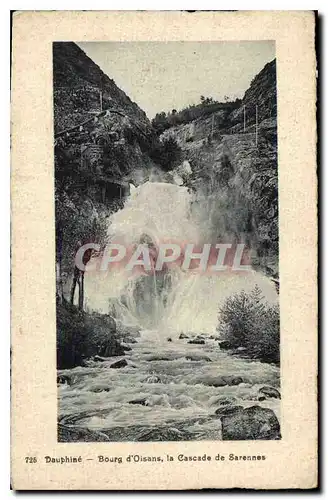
[151,96,242,135]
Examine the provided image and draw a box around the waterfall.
[84,180,277,335]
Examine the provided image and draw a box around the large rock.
[128,398,148,406]
[110,359,128,369]
[259,386,281,399]
[221,405,280,440]
[218,340,235,350]
[215,406,243,417]
[57,374,73,385]
[99,338,125,357]
[212,396,238,406]
[179,333,189,339]
[122,344,132,352]
[222,375,243,386]
[188,339,205,345]
[197,375,244,387]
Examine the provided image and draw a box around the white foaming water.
[58,336,280,440]
[85,180,277,335]
[60,180,280,440]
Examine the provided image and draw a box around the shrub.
[149,136,183,171]
[217,285,280,364]
[56,301,118,369]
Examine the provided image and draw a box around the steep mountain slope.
[53,42,160,310]
[53,42,149,133]
[53,42,158,189]
[161,60,278,278]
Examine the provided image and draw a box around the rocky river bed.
[58,331,280,442]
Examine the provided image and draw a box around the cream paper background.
[11,11,317,490]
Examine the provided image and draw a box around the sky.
[78,41,275,119]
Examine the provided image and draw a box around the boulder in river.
[188,339,205,345]
[110,359,128,369]
[57,374,73,385]
[222,375,243,386]
[91,386,111,393]
[99,338,125,357]
[259,386,281,399]
[197,375,243,387]
[214,396,238,406]
[179,333,189,339]
[215,406,243,417]
[128,398,148,406]
[93,355,107,362]
[218,340,235,350]
[221,405,281,440]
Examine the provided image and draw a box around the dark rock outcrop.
[57,374,73,385]
[110,359,128,369]
[214,396,238,406]
[128,398,148,406]
[99,338,125,357]
[188,339,205,345]
[215,406,243,417]
[218,341,235,350]
[122,345,132,352]
[197,375,244,387]
[259,386,281,399]
[221,405,281,440]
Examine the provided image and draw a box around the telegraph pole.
[243,105,246,133]
[255,105,258,146]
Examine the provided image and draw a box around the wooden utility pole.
[243,105,246,133]
[255,105,258,146]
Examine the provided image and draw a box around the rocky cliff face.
[54,42,161,316]
[53,42,157,188]
[53,42,149,133]
[230,60,277,130]
[161,60,278,278]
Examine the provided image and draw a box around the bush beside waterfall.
[217,286,280,365]
[56,301,122,369]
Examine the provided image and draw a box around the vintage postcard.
[11,11,317,490]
